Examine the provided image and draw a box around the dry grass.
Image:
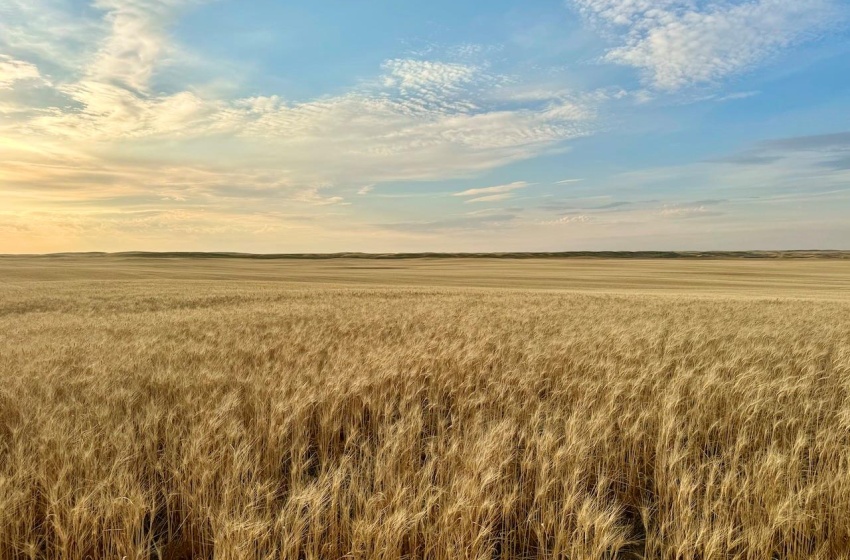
[0,257,849,559]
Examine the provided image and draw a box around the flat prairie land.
[2,253,850,297]
[0,255,849,559]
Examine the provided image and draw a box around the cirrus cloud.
[453,181,530,197]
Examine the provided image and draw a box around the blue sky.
[1,0,849,252]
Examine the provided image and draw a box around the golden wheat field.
[1,255,849,560]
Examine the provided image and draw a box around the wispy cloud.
[294,187,348,206]
[659,202,723,218]
[453,181,530,197]
[0,55,42,89]
[0,0,101,71]
[713,131,850,170]
[715,91,761,102]
[594,201,632,210]
[761,131,850,152]
[88,0,197,92]
[568,135,850,232]
[379,212,519,234]
[541,214,592,225]
[464,193,515,203]
[571,0,846,90]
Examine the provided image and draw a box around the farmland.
[0,255,848,559]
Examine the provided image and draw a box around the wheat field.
[1,256,849,559]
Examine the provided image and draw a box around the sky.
[1,0,849,253]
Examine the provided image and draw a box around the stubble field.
[1,255,849,559]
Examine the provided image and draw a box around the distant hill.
[15,250,850,259]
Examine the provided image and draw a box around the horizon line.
[3,250,849,260]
